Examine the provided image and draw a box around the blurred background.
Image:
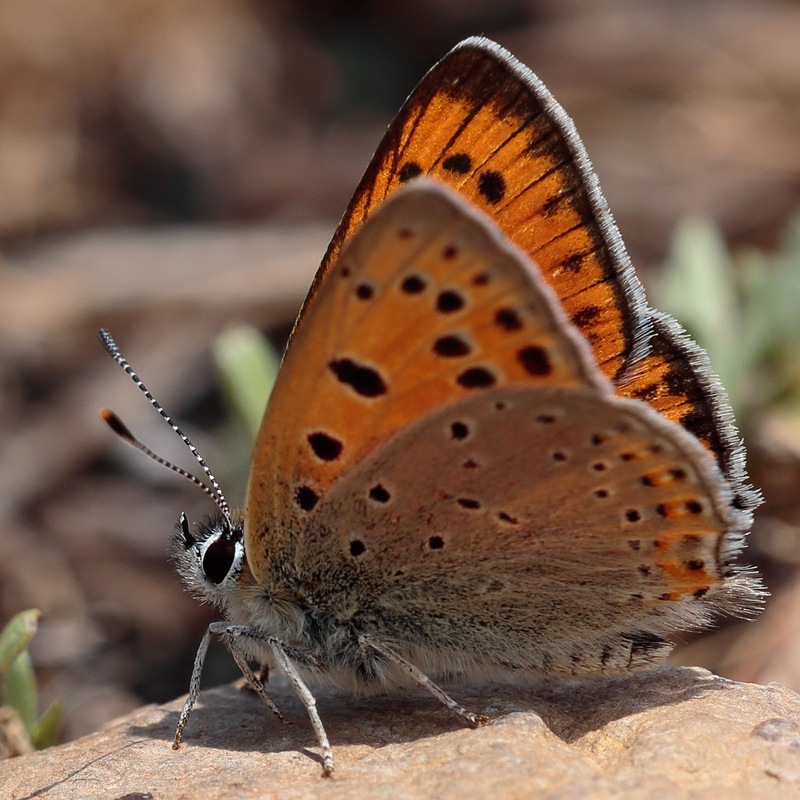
[1,0,800,746]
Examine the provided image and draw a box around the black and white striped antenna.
[97,328,231,522]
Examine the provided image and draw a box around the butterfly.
[99,36,763,777]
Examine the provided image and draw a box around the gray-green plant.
[0,609,61,750]
[657,212,800,427]
[213,324,282,440]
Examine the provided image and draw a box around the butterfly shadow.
[126,663,727,770]
[127,675,513,771]
[125,676,496,771]
[472,663,731,744]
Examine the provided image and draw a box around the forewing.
[306,37,649,385]
[300,37,750,495]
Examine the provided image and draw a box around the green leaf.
[0,609,41,677]
[735,249,779,415]
[2,649,38,733]
[32,699,63,750]
[659,217,742,409]
[0,609,62,749]
[772,217,800,410]
[780,210,800,262]
[213,325,281,439]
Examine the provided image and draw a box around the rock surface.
[2,666,799,799]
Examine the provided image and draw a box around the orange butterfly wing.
[244,183,758,645]
[623,310,753,509]
[296,37,751,504]
[246,182,611,568]
[308,38,649,388]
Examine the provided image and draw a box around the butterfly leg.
[173,623,213,749]
[173,622,286,750]
[268,636,335,778]
[220,625,288,723]
[241,663,271,697]
[358,634,489,727]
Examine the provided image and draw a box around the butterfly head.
[172,510,246,608]
[96,329,248,607]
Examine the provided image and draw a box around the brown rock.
[2,666,799,799]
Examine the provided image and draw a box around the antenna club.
[100,408,135,441]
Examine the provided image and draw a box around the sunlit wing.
[292,36,751,502]
[246,181,611,568]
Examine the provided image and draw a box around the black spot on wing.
[428,535,444,549]
[296,486,319,511]
[457,367,496,389]
[401,274,427,293]
[369,485,391,503]
[398,162,422,182]
[308,433,343,461]
[457,498,480,509]
[572,306,601,328]
[437,290,465,313]
[442,245,458,260]
[433,335,471,357]
[478,170,506,204]
[350,540,366,556]
[518,346,551,376]
[329,359,387,397]
[495,308,522,331]
[451,421,469,440]
[443,152,472,173]
[356,284,374,300]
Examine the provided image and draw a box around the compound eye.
[203,537,236,584]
